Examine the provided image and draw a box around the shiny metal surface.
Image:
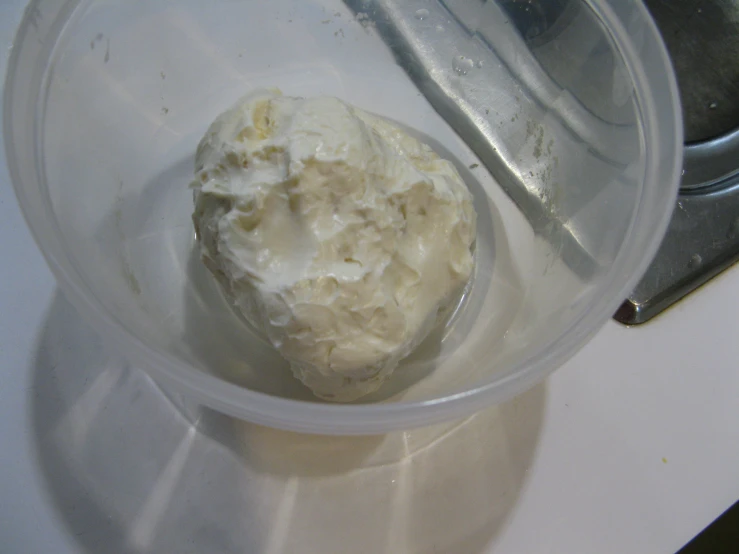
[683,129,739,191]
[615,185,739,324]
[617,0,739,324]
[645,0,739,145]
[346,0,644,279]
[646,0,739,194]
[346,0,700,324]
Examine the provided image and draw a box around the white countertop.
[2,2,738,552]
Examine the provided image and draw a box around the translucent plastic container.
[5,0,682,434]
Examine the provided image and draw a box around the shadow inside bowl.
[31,290,546,554]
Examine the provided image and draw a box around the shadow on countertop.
[30,290,546,554]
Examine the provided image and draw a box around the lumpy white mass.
[191,89,477,401]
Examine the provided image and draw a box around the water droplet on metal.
[688,253,703,269]
[452,55,474,76]
[414,8,429,20]
[709,101,718,110]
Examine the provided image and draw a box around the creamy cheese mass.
[191,89,477,401]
